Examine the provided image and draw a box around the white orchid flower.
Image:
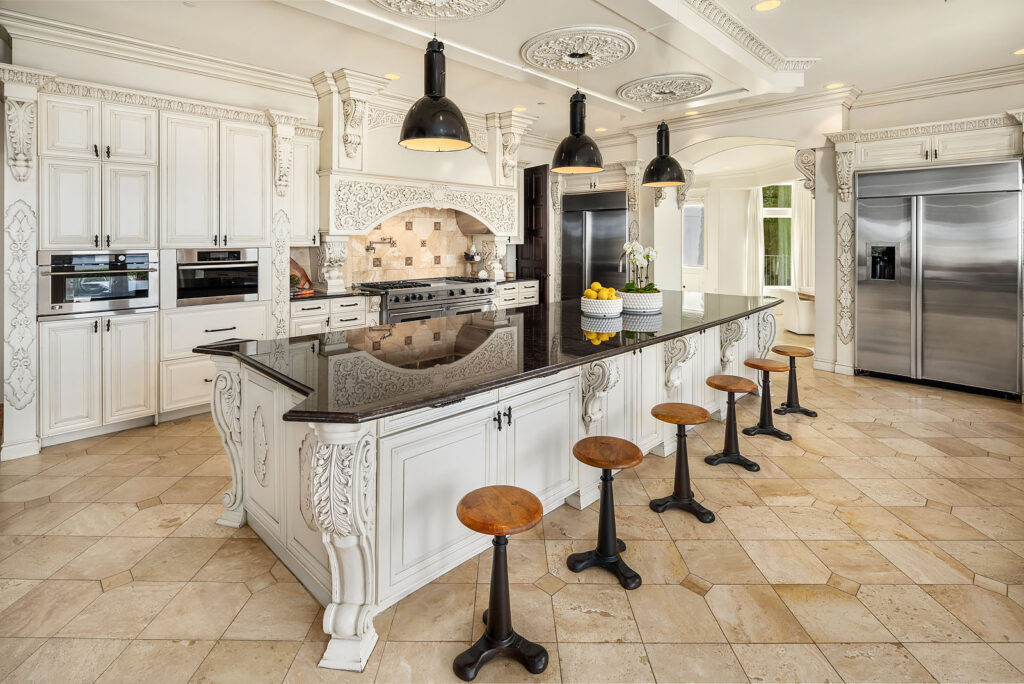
[645,247,658,261]
[622,241,634,254]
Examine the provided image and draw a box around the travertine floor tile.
[4,637,128,684]
[835,506,923,540]
[856,583,980,643]
[675,540,766,584]
[96,638,214,684]
[819,642,936,683]
[626,584,726,643]
[190,639,302,684]
[870,540,975,584]
[108,503,199,537]
[0,637,45,680]
[53,535,160,580]
[806,540,914,584]
[888,505,987,540]
[131,537,225,581]
[772,506,860,540]
[852,478,928,506]
[731,643,840,683]
[224,581,320,641]
[644,643,748,683]
[936,540,1024,584]
[952,506,1024,540]
[615,539,689,584]
[388,583,476,642]
[551,584,641,643]
[774,584,894,642]
[47,502,138,536]
[905,642,1024,683]
[0,476,79,502]
[0,535,97,579]
[556,642,654,684]
[739,540,832,584]
[0,502,87,535]
[476,539,548,584]
[471,582,556,643]
[704,584,811,643]
[925,583,1024,642]
[58,580,183,638]
[0,578,101,637]
[139,581,250,640]
[716,505,797,539]
[193,538,278,582]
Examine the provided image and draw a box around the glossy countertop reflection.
[195,291,779,423]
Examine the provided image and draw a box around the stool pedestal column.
[650,424,714,522]
[705,391,761,472]
[743,369,792,440]
[567,469,641,589]
[776,356,818,417]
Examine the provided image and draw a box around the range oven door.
[444,299,496,318]
[176,249,259,307]
[38,251,159,317]
[387,307,443,323]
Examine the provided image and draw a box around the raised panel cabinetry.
[39,94,101,159]
[856,136,931,168]
[161,112,219,248]
[102,163,157,248]
[288,136,319,246]
[40,158,101,249]
[626,344,664,453]
[220,122,272,247]
[101,103,158,164]
[103,313,158,423]
[856,127,1022,170]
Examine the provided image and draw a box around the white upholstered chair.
[774,287,815,335]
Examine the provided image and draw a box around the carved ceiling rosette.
[616,74,712,105]
[369,0,506,19]
[520,27,637,71]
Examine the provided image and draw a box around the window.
[682,202,705,268]
[762,184,792,287]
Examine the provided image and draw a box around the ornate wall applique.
[272,210,290,338]
[616,75,712,105]
[4,99,36,182]
[795,148,815,198]
[836,213,855,345]
[299,432,318,531]
[520,27,637,71]
[342,99,365,158]
[252,405,269,486]
[4,200,36,409]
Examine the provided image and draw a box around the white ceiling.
[2,0,1022,139]
[693,143,794,176]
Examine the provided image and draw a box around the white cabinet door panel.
[40,317,103,436]
[288,137,318,246]
[857,136,930,169]
[103,163,157,248]
[160,112,219,248]
[220,122,271,247]
[160,356,218,412]
[242,370,283,530]
[504,378,578,508]
[161,303,269,360]
[102,103,158,164]
[40,158,101,249]
[934,128,1023,163]
[290,316,329,336]
[39,95,100,159]
[104,312,157,424]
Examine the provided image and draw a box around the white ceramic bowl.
[620,290,663,313]
[623,312,663,333]
[580,296,623,318]
[581,314,623,334]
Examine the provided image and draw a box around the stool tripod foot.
[453,632,548,681]
[705,452,760,472]
[742,425,792,440]
[775,403,817,417]
[567,549,642,590]
[649,495,715,522]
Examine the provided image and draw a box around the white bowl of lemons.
[580,282,623,318]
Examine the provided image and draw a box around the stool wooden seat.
[572,436,643,470]
[704,375,761,473]
[649,403,714,524]
[454,485,548,681]
[771,345,818,418]
[706,374,757,393]
[567,436,643,590]
[741,358,792,442]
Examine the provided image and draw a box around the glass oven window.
[177,263,259,300]
[49,253,153,305]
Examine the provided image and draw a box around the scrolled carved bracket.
[342,98,366,158]
[719,319,746,371]
[581,359,621,434]
[663,335,697,391]
[795,148,815,198]
[677,170,695,210]
[835,148,855,203]
[212,368,244,525]
[757,310,777,359]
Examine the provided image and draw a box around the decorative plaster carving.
[4,100,35,182]
[366,106,404,130]
[272,210,290,338]
[829,114,1018,143]
[311,436,373,536]
[1010,110,1024,124]
[581,359,621,434]
[663,335,697,391]
[836,213,855,345]
[825,131,860,145]
[653,188,665,208]
[0,65,55,88]
[271,131,293,197]
[677,0,819,73]
[757,310,777,359]
[719,319,746,370]
[501,130,522,180]
[794,148,815,198]
[368,0,506,19]
[212,369,244,524]
[551,174,564,301]
[520,27,637,71]
[342,99,365,158]
[316,236,349,292]
[334,178,515,235]
[253,406,269,487]
[624,162,641,241]
[299,432,317,531]
[616,74,712,105]
[468,126,488,153]
[3,200,36,410]
[676,170,695,210]
[295,125,324,139]
[835,148,854,203]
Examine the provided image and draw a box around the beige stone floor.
[3,331,1024,682]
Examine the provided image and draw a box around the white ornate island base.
[204,305,776,671]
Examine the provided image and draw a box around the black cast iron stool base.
[774,356,818,417]
[567,469,642,590]
[649,423,715,523]
[454,535,548,681]
[742,368,792,441]
[705,390,761,472]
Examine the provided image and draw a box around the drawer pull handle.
[337,302,358,307]
[336,317,358,322]
[204,326,237,333]
[431,397,465,408]
[300,306,321,311]
[204,378,214,383]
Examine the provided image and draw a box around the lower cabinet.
[159,355,217,412]
[626,344,664,454]
[40,311,157,437]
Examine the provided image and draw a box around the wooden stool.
[649,403,714,524]
[454,485,548,681]
[771,345,818,417]
[742,358,792,441]
[567,436,644,590]
[704,375,760,472]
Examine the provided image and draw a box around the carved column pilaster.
[581,359,621,434]
[310,422,379,672]
[550,173,564,302]
[313,69,389,172]
[266,111,302,338]
[316,235,350,293]
[1,66,51,461]
[473,234,509,279]
[211,358,245,528]
[826,131,859,372]
[494,111,537,187]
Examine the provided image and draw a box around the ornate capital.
[836,212,855,345]
[581,359,621,434]
[4,100,36,182]
[719,319,746,371]
[795,148,815,199]
[266,110,296,198]
[342,98,366,158]
[835,148,855,203]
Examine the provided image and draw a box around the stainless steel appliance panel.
[175,248,260,307]
[587,209,629,291]
[855,197,915,377]
[38,250,159,317]
[561,211,585,300]
[919,192,1021,393]
[857,161,1022,199]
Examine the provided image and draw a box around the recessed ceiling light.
[825,82,845,89]
[383,73,401,80]
[752,0,781,11]
[512,106,527,112]
[1015,48,1024,55]
[684,111,699,116]
[595,127,607,132]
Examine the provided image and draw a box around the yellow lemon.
[606,287,616,294]
[590,281,602,291]
[597,289,610,300]
[591,339,601,345]
[584,331,595,339]
[583,289,597,300]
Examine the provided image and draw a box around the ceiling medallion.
[520,27,637,72]
[616,74,713,105]
[368,0,506,20]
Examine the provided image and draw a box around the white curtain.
[792,182,815,292]
[744,188,764,296]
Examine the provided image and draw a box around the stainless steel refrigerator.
[855,161,1023,395]
[561,191,629,300]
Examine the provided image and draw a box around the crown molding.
[827,111,1021,144]
[852,64,1024,110]
[0,8,316,99]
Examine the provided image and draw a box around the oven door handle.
[39,268,158,276]
[176,263,257,270]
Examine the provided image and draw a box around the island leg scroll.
[310,422,379,672]
[211,357,246,528]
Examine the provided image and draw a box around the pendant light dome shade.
[399,38,472,152]
[551,91,603,174]
[642,122,685,187]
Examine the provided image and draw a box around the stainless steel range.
[358,277,497,323]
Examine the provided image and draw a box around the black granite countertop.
[290,288,380,302]
[196,291,779,423]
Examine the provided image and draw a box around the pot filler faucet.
[364,236,397,253]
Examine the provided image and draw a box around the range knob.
[460,288,467,295]
[448,289,455,296]
[486,286,494,293]
[416,293,424,300]
[403,295,410,302]
[391,295,400,303]
[426,293,434,300]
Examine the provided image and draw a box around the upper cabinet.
[856,126,1023,170]
[220,121,271,247]
[101,103,158,164]
[40,158,102,249]
[39,94,101,159]
[288,136,319,246]
[160,112,219,248]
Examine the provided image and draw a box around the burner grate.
[357,280,431,290]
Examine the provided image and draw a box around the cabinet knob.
[105,145,111,159]
[93,144,99,158]
[94,234,99,248]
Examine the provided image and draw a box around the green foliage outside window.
[762,184,792,209]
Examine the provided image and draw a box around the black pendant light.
[399,37,471,152]
[551,91,603,174]
[642,122,685,187]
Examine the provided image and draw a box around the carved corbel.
[473,234,509,278]
[663,335,697,391]
[266,110,299,198]
[4,99,35,182]
[212,361,245,528]
[794,148,816,198]
[581,359,621,434]
[623,160,643,241]
[756,310,777,359]
[342,98,366,158]
[331,70,389,164]
[826,131,859,204]
[316,234,350,293]
[676,169,695,210]
[310,422,378,672]
[719,319,746,371]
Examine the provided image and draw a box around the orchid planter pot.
[619,290,663,313]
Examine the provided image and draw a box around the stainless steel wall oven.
[38,250,159,317]
[175,249,260,307]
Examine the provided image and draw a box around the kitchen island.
[196,291,779,671]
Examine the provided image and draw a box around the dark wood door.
[516,165,549,302]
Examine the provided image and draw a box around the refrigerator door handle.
[583,211,592,289]
[913,196,923,379]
